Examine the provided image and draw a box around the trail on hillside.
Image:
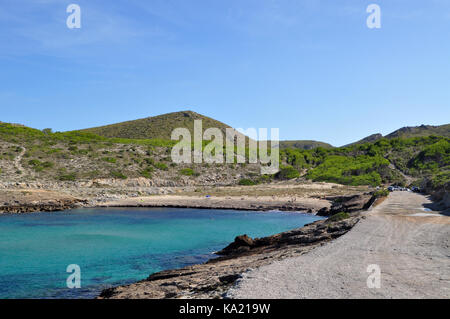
[13,146,26,172]
[227,192,450,299]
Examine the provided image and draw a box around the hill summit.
[347,124,450,146]
[79,111,334,149]
[79,111,238,140]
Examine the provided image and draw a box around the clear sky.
[0,0,449,146]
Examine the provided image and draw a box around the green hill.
[346,134,383,146]
[281,135,449,190]
[279,140,333,150]
[0,113,448,193]
[78,111,245,141]
[347,124,449,146]
[386,124,450,139]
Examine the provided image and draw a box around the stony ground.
[227,192,450,299]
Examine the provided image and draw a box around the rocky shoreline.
[0,185,377,299]
[0,182,375,216]
[98,214,362,299]
[97,193,377,299]
[0,185,381,299]
[0,189,83,214]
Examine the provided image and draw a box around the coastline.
[2,185,447,299]
[0,184,378,299]
[0,182,374,216]
[97,193,376,299]
[99,213,362,299]
[98,192,450,299]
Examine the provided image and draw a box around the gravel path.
[227,192,450,299]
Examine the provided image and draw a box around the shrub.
[428,171,450,190]
[410,140,449,172]
[28,159,41,166]
[179,168,195,176]
[306,155,387,186]
[59,173,76,181]
[111,171,127,179]
[257,174,272,183]
[239,178,257,186]
[41,161,54,168]
[276,165,300,180]
[140,167,153,179]
[373,188,389,198]
[154,162,168,171]
[102,157,117,164]
[28,159,53,171]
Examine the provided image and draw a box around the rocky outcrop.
[217,217,358,256]
[217,235,254,255]
[0,190,83,214]
[317,193,375,216]
[0,200,81,214]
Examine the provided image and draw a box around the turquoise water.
[0,208,322,299]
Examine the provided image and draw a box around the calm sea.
[0,207,322,299]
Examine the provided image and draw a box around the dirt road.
[227,192,450,298]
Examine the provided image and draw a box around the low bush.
[154,162,168,171]
[111,170,127,179]
[59,173,76,181]
[238,178,257,186]
[28,159,54,171]
[102,157,117,164]
[140,167,153,179]
[373,188,389,198]
[276,165,300,180]
[179,168,195,176]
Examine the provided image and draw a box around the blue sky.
[0,0,449,146]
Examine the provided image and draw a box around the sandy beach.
[98,194,332,213]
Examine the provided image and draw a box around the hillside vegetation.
[0,122,259,185]
[279,140,333,150]
[348,124,450,146]
[386,124,450,139]
[79,111,243,141]
[0,118,448,195]
[281,135,449,191]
